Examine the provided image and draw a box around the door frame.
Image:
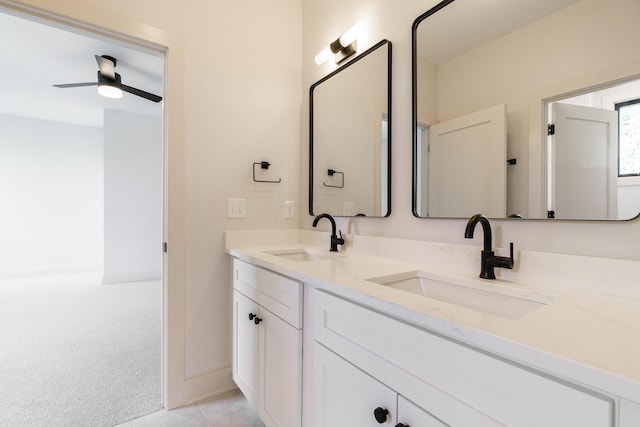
[0,0,186,410]
[528,61,640,219]
[548,102,619,219]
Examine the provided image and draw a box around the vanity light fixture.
[314,23,361,65]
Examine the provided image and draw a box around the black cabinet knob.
[248,313,262,325]
[395,424,409,427]
[374,407,389,423]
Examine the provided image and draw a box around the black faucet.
[312,213,345,252]
[464,214,514,279]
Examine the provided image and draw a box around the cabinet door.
[259,307,302,427]
[233,290,260,407]
[397,396,448,427]
[313,343,397,427]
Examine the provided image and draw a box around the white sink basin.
[368,271,550,319]
[264,248,335,262]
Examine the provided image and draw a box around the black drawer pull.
[374,407,389,423]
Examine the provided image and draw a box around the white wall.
[103,109,161,284]
[301,0,640,261]
[6,0,302,406]
[0,113,103,277]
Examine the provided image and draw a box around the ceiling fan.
[53,55,162,103]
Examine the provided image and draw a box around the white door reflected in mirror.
[412,0,640,220]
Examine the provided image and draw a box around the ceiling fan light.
[98,83,123,99]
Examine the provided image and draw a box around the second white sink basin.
[368,271,550,319]
[264,248,335,262]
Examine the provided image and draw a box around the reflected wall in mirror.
[412,0,640,220]
[310,39,391,217]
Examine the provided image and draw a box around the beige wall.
[6,0,639,410]
[301,0,640,260]
[3,0,301,407]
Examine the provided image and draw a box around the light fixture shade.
[315,22,363,66]
[339,22,361,47]
[314,46,333,65]
[97,71,123,99]
[98,84,123,99]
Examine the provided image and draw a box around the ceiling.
[0,9,163,128]
[417,0,582,64]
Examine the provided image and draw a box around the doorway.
[544,77,640,220]
[0,8,165,425]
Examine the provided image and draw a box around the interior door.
[550,103,618,219]
[428,104,507,218]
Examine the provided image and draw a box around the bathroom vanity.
[227,230,640,427]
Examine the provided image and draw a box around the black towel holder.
[323,169,344,188]
[253,161,281,183]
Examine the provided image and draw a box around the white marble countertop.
[226,236,640,403]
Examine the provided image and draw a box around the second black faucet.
[464,213,514,279]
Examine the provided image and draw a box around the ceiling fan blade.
[122,85,163,103]
[53,82,98,88]
[95,55,115,80]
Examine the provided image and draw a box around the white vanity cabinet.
[232,259,302,427]
[397,395,448,427]
[312,289,615,427]
[313,342,446,426]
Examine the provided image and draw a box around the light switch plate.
[227,198,247,218]
[284,201,295,219]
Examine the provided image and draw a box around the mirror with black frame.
[310,39,392,218]
[412,0,640,220]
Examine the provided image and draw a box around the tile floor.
[115,388,265,427]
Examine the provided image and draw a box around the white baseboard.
[0,265,103,280]
[102,271,161,285]
[183,366,235,406]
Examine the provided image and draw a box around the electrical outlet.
[227,198,247,218]
[343,202,355,216]
[284,201,295,219]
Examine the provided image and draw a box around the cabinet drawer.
[398,396,447,427]
[313,342,398,427]
[234,259,302,328]
[313,290,613,427]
